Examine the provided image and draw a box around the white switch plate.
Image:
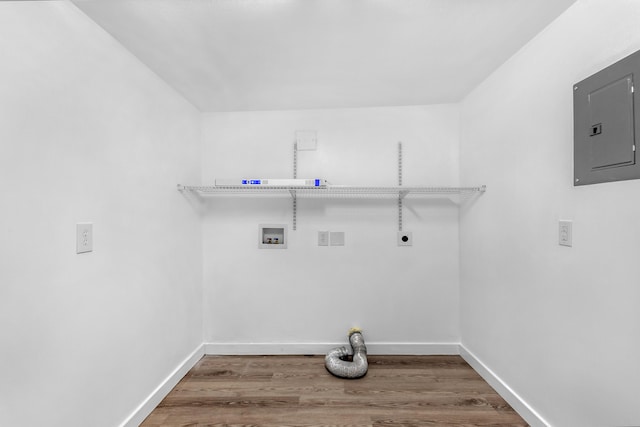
[76,223,93,254]
[318,231,329,246]
[330,231,345,246]
[398,231,413,246]
[559,220,572,247]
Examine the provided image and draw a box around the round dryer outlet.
[397,231,412,246]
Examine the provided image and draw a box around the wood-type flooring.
[141,355,528,426]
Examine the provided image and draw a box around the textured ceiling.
[72,0,577,112]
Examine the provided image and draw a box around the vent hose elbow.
[325,329,368,379]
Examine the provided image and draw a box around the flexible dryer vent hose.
[325,328,368,379]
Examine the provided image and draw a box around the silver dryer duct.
[325,328,368,379]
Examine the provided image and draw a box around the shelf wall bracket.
[398,141,403,232]
[292,142,298,230]
[290,190,297,231]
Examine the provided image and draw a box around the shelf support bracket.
[293,142,298,179]
[292,142,298,230]
[398,142,403,232]
[292,191,297,231]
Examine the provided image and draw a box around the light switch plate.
[559,220,572,247]
[76,223,93,254]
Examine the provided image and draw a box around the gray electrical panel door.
[588,76,634,169]
[574,49,640,186]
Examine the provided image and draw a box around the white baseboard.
[459,345,550,427]
[120,343,205,427]
[367,342,460,355]
[204,342,460,355]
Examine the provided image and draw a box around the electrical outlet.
[318,231,329,246]
[398,231,413,246]
[76,223,93,254]
[559,220,572,247]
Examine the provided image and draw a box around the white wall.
[202,106,461,352]
[9,1,640,425]
[0,3,202,427]
[460,0,640,426]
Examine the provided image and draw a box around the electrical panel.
[574,49,640,186]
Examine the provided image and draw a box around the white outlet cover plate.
[398,231,413,246]
[559,220,572,247]
[76,223,93,253]
[318,231,329,246]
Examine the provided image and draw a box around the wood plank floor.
[141,355,528,427]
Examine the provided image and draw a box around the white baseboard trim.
[459,345,550,427]
[120,343,205,427]
[204,342,460,355]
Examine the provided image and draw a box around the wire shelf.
[177,184,486,199]
[180,143,486,230]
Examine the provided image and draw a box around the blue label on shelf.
[315,179,320,186]
[242,180,248,184]
[250,180,261,185]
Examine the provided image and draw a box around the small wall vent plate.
[574,49,640,186]
[295,130,318,151]
[259,224,288,249]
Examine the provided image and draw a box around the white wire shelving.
[178,143,486,230]
[178,183,486,231]
[176,184,486,198]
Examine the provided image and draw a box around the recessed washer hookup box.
[259,224,287,249]
[215,178,328,187]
